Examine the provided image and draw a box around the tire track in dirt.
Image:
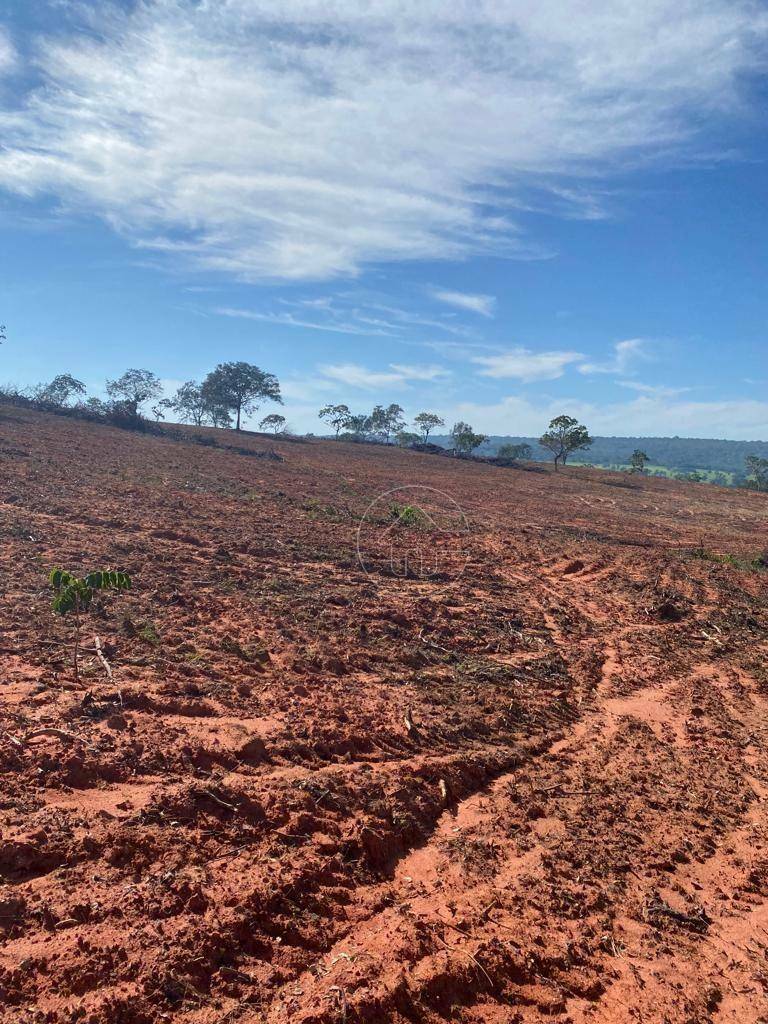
[2,408,768,1024]
[266,547,768,1022]
[263,657,694,1023]
[262,557,676,1021]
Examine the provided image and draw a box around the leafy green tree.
[106,369,162,418]
[201,362,281,431]
[450,421,487,455]
[259,413,286,435]
[83,397,110,417]
[413,412,445,442]
[163,381,209,426]
[368,405,386,440]
[630,449,650,473]
[539,415,592,469]
[319,403,351,438]
[369,403,406,443]
[497,442,532,461]
[35,374,87,407]
[395,430,421,447]
[344,414,371,440]
[49,568,131,683]
[208,403,234,429]
[745,455,768,492]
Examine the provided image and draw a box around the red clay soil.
[1,405,768,1024]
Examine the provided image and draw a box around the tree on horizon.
[539,415,592,469]
[202,362,281,431]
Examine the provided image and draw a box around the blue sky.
[1,0,767,438]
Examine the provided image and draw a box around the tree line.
[318,404,595,467]
[7,362,598,468]
[11,362,283,433]
[7,354,768,487]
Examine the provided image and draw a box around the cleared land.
[1,405,768,1024]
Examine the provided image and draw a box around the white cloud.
[216,295,480,338]
[159,377,186,397]
[320,362,449,390]
[363,303,477,338]
[430,289,496,317]
[278,387,768,439]
[449,393,768,440]
[616,380,691,399]
[473,347,583,382]
[578,338,647,375]
[1,2,766,280]
[279,375,338,402]
[0,30,16,76]
[215,306,395,336]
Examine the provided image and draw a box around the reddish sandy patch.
[1,405,767,1022]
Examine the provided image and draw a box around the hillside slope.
[1,406,768,1024]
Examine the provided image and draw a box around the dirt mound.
[1,405,767,1023]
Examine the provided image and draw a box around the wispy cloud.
[279,375,338,402]
[362,302,477,338]
[430,288,496,317]
[1,3,765,281]
[215,294,480,339]
[473,347,583,382]
[579,339,647,375]
[215,306,396,337]
[421,338,497,360]
[320,362,450,390]
[0,29,16,75]
[616,379,690,399]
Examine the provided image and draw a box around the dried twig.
[93,636,113,679]
[24,727,92,746]
[195,789,239,812]
[431,929,494,989]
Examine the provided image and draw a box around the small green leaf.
[85,569,131,592]
[49,568,74,591]
[53,587,78,614]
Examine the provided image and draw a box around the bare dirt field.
[1,405,768,1024]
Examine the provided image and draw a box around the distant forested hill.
[433,434,768,477]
